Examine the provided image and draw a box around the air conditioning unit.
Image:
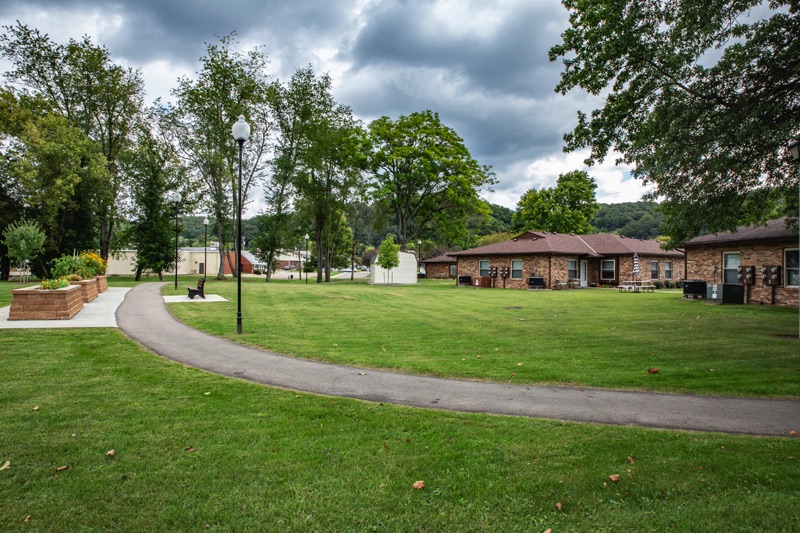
[706,283,745,304]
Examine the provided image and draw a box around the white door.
[580,260,588,287]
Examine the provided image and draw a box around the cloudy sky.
[0,0,648,214]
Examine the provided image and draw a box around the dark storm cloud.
[0,0,648,207]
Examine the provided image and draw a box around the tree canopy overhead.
[550,0,800,245]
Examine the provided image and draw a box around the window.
[511,260,523,279]
[664,260,672,280]
[568,259,578,280]
[601,259,615,280]
[723,252,740,284]
[479,260,490,277]
[786,249,799,287]
[651,260,659,280]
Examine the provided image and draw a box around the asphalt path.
[116,282,800,437]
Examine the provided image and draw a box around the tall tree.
[121,120,187,280]
[0,90,107,276]
[168,34,272,279]
[368,110,495,251]
[0,22,145,259]
[274,67,366,282]
[514,170,599,233]
[550,0,800,245]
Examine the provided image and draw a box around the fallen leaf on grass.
[185,446,195,453]
[647,367,660,374]
[545,529,552,533]
[790,430,798,436]
[627,456,635,464]
[106,450,115,457]
[332,343,338,347]
[24,515,30,523]
[555,502,562,511]
[609,474,620,482]
[381,346,387,352]
[56,465,69,472]
[33,406,39,411]
[517,363,523,367]
[0,460,10,471]
[412,480,426,490]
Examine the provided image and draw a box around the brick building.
[448,231,684,289]
[422,253,457,279]
[683,218,799,307]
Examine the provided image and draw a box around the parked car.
[282,265,293,270]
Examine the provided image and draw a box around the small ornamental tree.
[376,235,400,285]
[2,220,45,282]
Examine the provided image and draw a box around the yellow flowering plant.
[80,251,107,276]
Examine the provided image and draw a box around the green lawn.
[163,278,800,398]
[1,328,799,532]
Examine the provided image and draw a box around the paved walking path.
[116,282,800,437]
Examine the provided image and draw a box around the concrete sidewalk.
[116,282,800,437]
[0,287,130,328]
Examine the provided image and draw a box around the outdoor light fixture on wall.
[232,115,250,335]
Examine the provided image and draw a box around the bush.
[52,255,88,279]
[653,280,664,289]
[664,280,673,289]
[40,277,70,290]
[80,251,107,276]
[674,279,683,289]
[253,269,262,275]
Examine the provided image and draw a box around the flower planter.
[94,274,108,293]
[69,278,99,303]
[9,284,84,320]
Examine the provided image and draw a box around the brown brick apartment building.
[684,218,799,307]
[448,231,684,289]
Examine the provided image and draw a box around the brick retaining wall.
[9,284,84,320]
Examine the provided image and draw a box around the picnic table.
[618,280,655,293]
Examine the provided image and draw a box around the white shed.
[370,251,418,285]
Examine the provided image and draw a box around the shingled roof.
[684,217,798,247]
[422,253,457,264]
[447,231,682,258]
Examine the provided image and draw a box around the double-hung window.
[600,259,615,281]
[786,249,799,287]
[664,260,673,280]
[723,252,740,284]
[479,260,490,277]
[568,259,578,280]
[650,260,659,280]
[510,260,523,279]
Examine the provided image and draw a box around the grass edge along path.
[163,278,800,399]
[1,328,799,532]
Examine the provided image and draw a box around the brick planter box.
[95,275,108,293]
[9,284,84,320]
[69,278,99,303]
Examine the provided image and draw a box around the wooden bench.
[187,278,206,299]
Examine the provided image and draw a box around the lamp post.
[169,191,181,290]
[789,140,800,339]
[232,115,250,335]
[304,233,309,284]
[203,216,209,281]
[417,239,422,277]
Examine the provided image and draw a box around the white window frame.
[600,259,615,281]
[723,252,740,284]
[785,248,799,288]
[568,259,578,280]
[510,259,523,280]
[650,260,659,280]
[479,260,490,277]
[664,260,672,280]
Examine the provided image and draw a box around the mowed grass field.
[161,277,800,398]
[1,326,799,532]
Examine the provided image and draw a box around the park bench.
[187,278,205,299]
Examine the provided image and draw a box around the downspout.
[548,254,552,289]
